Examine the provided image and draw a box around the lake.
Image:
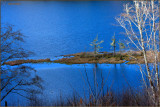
[2,0,132,59]
[1,1,144,106]
[2,63,143,106]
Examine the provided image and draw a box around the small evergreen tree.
[118,42,125,53]
[90,35,104,57]
[110,33,116,57]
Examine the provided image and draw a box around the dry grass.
[4,58,52,66]
[126,51,160,64]
[5,51,160,65]
[54,52,126,64]
[54,51,160,64]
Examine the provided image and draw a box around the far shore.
[4,51,159,66]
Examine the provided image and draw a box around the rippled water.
[1,1,144,106]
[2,0,131,59]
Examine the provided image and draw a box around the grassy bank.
[54,52,126,64]
[4,58,53,66]
[54,51,158,64]
[4,51,159,65]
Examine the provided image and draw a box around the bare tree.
[1,25,43,103]
[116,0,159,105]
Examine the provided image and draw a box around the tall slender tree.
[116,0,159,105]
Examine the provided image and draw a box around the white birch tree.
[116,0,159,105]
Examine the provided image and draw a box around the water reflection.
[1,62,143,106]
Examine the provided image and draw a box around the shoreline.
[4,51,158,66]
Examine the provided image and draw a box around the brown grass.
[126,51,160,64]
[54,52,126,64]
[4,58,52,66]
[5,51,160,65]
[54,51,160,64]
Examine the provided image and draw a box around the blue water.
[1,63,143,106]
[2,0,131,59]
[1,1,144,106]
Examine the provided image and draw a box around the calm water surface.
[1,1,143,106]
